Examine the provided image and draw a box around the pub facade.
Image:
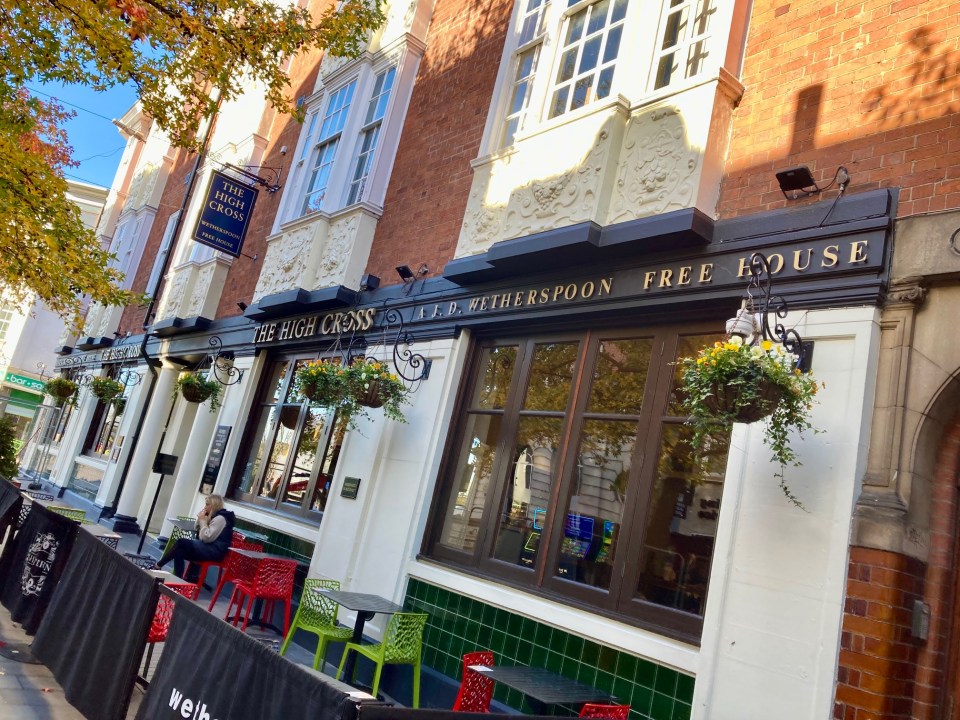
[33,0,959,717]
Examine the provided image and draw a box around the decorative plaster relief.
[320,53,350,79]
[184,264,215,318]
[459,188,505,258]
[254,223,318,301]
[608,107,699,224]
[156,268,189,321]
[502,130,609,239]
[314,214,358,289]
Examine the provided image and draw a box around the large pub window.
[82,369,126,459]
[232,355,345,519]
[426,324,731,641]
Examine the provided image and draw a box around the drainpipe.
[103,98,222,522]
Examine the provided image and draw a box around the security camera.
[279,146,288,156]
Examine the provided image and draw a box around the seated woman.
[155,494,235,579]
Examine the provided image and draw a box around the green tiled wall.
[405,579,694,719]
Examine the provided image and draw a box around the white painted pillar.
[112,365,179,532]
[158,390,220,537]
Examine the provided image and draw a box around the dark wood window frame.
[229,352,344,522]
[423,321,731,644]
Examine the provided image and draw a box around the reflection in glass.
[282,407,325,506]
[588,337,652,414]
[555,419,635,589]
[493,417,563,567]
[523,342,578,411]
[471,347,517,410]
[258,422,296,500]
[636,423,730,616]
[311,413,345,512]
[439,414,504,552]
[239,408,278,494]
[667,333,722,416]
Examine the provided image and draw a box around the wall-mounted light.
[776,165,850,200]
[360,274,381,291]
[236,301,248,311]
[396,265,415,282]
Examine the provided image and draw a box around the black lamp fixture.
[776,165,850,200]
[236,301,248,311]
[396,264,429,283]
[360,273,381,291]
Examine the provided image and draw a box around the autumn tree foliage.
[0,0,384,327]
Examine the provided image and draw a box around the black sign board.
[202,425,232,490]
[153,453,178,475]
[192,170,258,257]
[340,476,361,500]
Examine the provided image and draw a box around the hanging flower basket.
[702,377,784,424]
[344,361,409,422]
[44,377,77,402]
[173,373,222,412]
[356,379,385,409]
[295,359,348,406]
[90,377,124,402]
[112,397,126,416]
[678,336,821,507]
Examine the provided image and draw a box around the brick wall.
[836,419,960,719]
[719,1,960,219]
[117,0,332,332]
[365,0,513,288]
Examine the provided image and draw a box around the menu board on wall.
[201,425,232,490]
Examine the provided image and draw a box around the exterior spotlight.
[776,166,820,199]
[396,265,415,282]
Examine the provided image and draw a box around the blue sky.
[29,82,140,189]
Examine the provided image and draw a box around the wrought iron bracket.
[222,163,283,193]
[206,336,244,386]
[733,252,807,366]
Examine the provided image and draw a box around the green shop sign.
[4,372,45,393]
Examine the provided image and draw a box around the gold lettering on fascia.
[255,309,376,345]
[734,239,869,278]
[462,278,614,316]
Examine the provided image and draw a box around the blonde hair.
[206,494,225,514]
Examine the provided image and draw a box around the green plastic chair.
[279,578,353,671]
[47,506,88,523]
[336,612,428,707]
[162,523,195,557]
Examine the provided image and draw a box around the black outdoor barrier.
[33,528,159,720]
[358,707,557,719]
[0,501,78,634]
[0,479,22,544]
[137,594,361,720]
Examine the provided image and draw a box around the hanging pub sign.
[191,170,258,257]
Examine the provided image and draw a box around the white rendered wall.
[693,306,879,719]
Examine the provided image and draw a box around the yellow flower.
[761,340,773,351]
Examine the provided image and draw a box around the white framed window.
[651,0,716,90]
[146,211,180,296]
[500,0,551,147]
[346,66,396,205]
[490,0,729,151]
[301,80,358,216]
[548,0,628,119]
[279,42,422,227]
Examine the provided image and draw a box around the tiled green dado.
[405,579,694,719]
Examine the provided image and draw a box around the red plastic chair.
[148,582,200,643]
[188,531,260,591]
[224,557,298,635]
[579,704,631,719]
[206,547,260,611]
[452,650,494,712]
[143,582,199,677]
